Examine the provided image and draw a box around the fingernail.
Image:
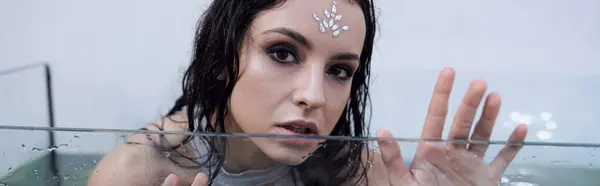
[441,67,455,75]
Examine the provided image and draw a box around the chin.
[254,138,319,165]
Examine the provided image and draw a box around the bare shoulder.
[87,112,202,186]
[342,147,390,186]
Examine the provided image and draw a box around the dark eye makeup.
[328,65,354,81]
[265,42,356,81]
[266,43,299,64]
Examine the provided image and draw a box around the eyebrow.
[263,27,313,50]
[333,52,360,61]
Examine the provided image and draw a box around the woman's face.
[228,0,367,165]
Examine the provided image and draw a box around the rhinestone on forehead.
[312,0,350,38]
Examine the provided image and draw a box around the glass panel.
[1,66,598,185]
[369,69,600,144]
[1,126,599,186]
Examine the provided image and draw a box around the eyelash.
[266,43,354,81]
[328,65,353,81]
[266,43,299,64]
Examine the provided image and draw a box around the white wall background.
[1,0,599,173]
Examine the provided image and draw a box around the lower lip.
[274,127,323,146]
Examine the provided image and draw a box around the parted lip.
[275,120,319,135]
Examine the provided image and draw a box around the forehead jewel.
[312,0,350,38]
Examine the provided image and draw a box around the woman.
[88,0,528,185]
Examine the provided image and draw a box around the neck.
[220,114,278,173]
[223,136,277,173]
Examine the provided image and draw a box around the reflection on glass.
[504,111,560,141]
[0,126,599,186]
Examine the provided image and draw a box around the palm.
[377,67,528,186]
[402,143,495,186]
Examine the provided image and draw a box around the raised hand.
[377,67,528,185]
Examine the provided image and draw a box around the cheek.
[228,53,287,132]
[323,82,352,133]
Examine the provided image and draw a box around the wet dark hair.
[165,0,377,185]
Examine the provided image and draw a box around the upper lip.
[275,120,319,134]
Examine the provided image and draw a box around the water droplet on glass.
[589,164,593,168]
[93,160,98,164]
[47,146,58,151]
[0,182,7,186]
[21,144,26,150]
[500,176,510,183]
[64,175,70,180]
[531,156,536,159]
[7,167,11,171]
[95,171,99,175]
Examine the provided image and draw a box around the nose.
[292,67,326,109]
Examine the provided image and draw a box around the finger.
[376,129,409,184]
[448,79,487,149]
[161,174,179,186]
[489,124,528,180]
[191,173,209,186]
[421,67,455,139]
[468,93,501,158]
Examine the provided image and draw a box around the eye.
[267,44,298,64]
[327,65,353,81]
